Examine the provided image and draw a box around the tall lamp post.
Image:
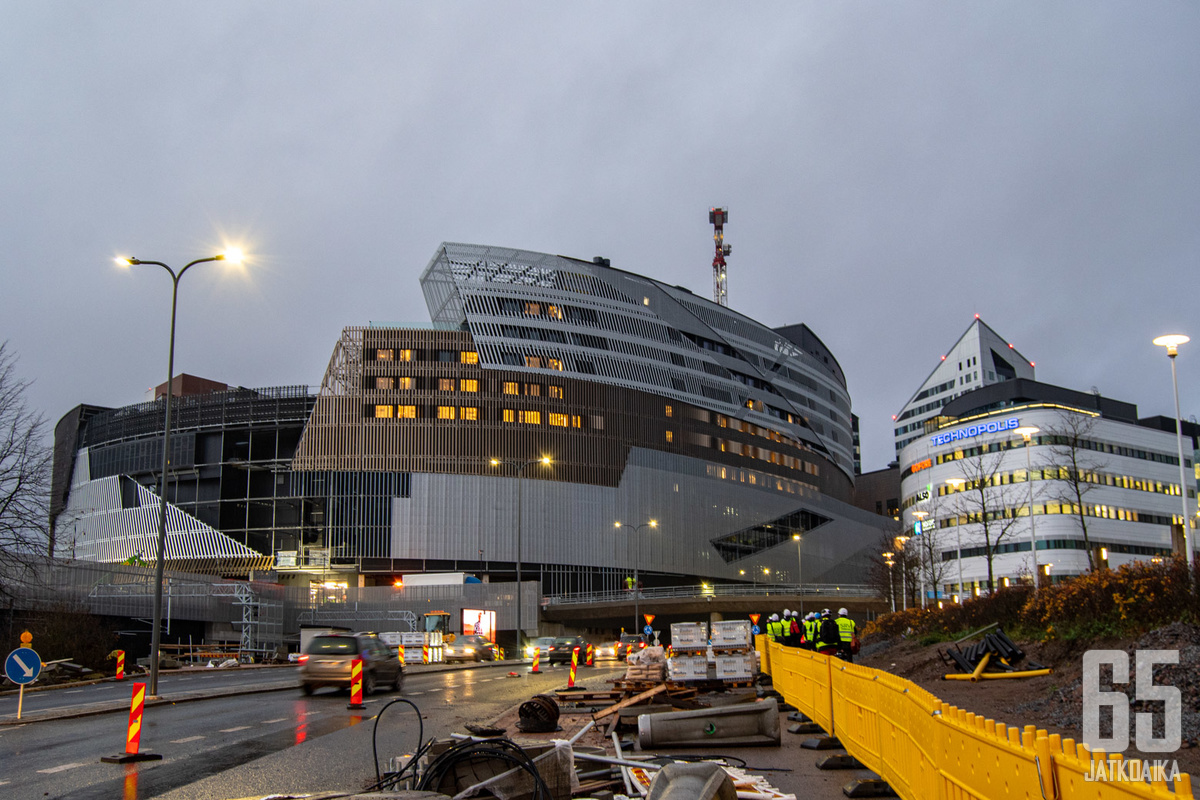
[912,510,929,606]
[1014,426,1041,589]
[792,533,803,614]
[116,250,241,698]
[882,551,896,612]
[945,477,966,599]
[614,519,657,632]
[491,456,551,655]
[1153,334,1194,584]
[895,535,910,609]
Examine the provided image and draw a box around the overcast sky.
[3,2,1197,473]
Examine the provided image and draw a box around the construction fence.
[758,637,1194,800]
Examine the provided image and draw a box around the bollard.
[101,682,162,763]
[586,643,594,667]
[422,643,430,664]
[347,658,366,709]
[115,650,125,681]
[568,647,579,688]
[532,648,540,673]
[398,646,405,669]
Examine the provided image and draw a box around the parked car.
[548,636,588,665]
[616,633,647,660]
[299,632,403,696]
[525,636,556,661]
[445,634,499,663]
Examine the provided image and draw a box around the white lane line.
[219,726,251,733]
[171,735,205,743]
[0,779,9,786]
[38,763,88,774]
[301,711,321,717]
[262,718,287,724]
[64,690,85,694]
[407,691,423,695]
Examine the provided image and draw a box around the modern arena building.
[52,242,890,599]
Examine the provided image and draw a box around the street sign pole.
[6,646,43,720]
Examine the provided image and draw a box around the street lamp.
[614,519,657,631]
[945,477,966,596]
[792,533,803,613]
[1014,426,1041,588]
[895,535,910,609]
[115,250,242,698]
[490,455,551,655]
[1153,334,1193,583]
[882,552,896,612]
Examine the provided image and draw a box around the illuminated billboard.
[462,609,496,641]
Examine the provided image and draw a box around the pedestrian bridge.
[540,583,886,631]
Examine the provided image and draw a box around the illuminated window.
[460,351,479,364]
[665,405,673,417]
[548,385,563,399]
[437,406,456,420]
[549,413,569,427]
[397,405,417,419]
[643,297,650,305]
[398,349,414,362]
[503,382,518,395]
[547,358,563,371]
[665,430,674,443]
[524,301,541,316]
[397,377,414,390]
[376,349,394,361]
[374,405,394,418]
[502,409,516,423]
[547,305,563,320]
[438,378,455,391]
[525,355,543,369]
[717,415,728,428]
[520,410,541,425]
[525,383,541,396]
[460,379,478,392]
[460,407,479,421]
[375,377,395,391]
[572,415,582,428]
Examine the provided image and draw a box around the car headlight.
[464,647,474,654]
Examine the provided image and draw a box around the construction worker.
[766,613,783,642]
[802,613,817,650]
[814,609,840,657]
[835,607,858,663]
[781,609,794,646]
[788,610,803,647]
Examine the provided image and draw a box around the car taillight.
[298,655,309,664]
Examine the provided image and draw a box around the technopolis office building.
[52,243,889,596]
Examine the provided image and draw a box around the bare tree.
[1041,410,1106,571]
[0,342,51,604]
[911,493,951,602]
[943,442,1024,592]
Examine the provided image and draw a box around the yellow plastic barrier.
[766,639,1194,800]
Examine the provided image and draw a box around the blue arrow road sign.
[5,648,41,685]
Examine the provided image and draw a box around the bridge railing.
[542,582,874,606]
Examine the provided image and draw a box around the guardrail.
[758,637,1194,800]
[543,583,874,606]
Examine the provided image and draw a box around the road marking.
[407,691,423,695]
[301,711,321,716]
[262,718,287,724]
[65,690,85,694]
[38,763,88,774]
[171,735,205,743]
[219,726,251,733]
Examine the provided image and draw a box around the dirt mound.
[859,624,1200,776]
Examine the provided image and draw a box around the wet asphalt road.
[0,661,626,799]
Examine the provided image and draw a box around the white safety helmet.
[769,613,779,621]
[782,608,790,617]
[838,607,849,616]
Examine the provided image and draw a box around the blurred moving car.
[525,636,556,661]
[548,635,588,665]
[616,633,648,660]
[299,632,403,696]
[593,641,618,661]
[445,634,499,663]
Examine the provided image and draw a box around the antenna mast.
[709,207,731,306]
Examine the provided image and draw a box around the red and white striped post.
[398,646,406,669]
[115,650,125,681]
[531,648,540,673]
[585,643,594,667]
[347,658,366,709]
[422,643,430,664]
[568,647,579,688]
[101,682,162,763]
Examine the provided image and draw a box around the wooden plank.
[591,683,667,721]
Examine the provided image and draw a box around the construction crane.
[709,207,731,306]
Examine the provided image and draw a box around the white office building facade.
[898,380,1196,597]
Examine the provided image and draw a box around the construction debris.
[939,627,1051,680]
[636,699,781,748]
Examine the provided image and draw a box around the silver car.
[299,632,403,695]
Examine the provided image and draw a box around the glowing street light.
[614,519,657,631]
[1153,334,1194,583]
[115,249,242,698]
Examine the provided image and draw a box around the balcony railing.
[542,582,874,606]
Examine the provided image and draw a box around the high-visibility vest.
[835,616,856,643]
[804,619,816,642]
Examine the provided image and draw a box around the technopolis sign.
[930,417,1019,446]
